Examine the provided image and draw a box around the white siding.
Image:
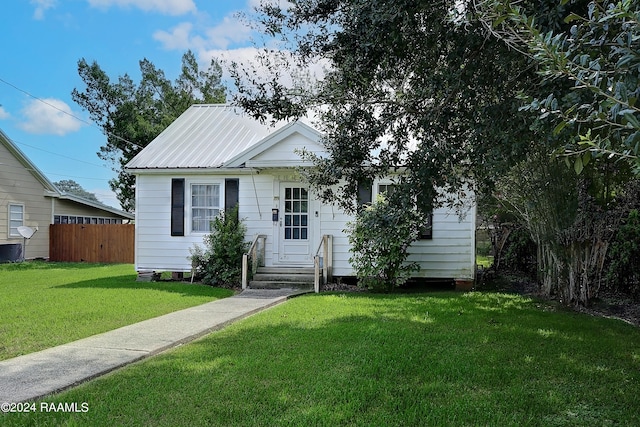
[135,172,281,272]
[318,203,353,276]
[315,195,476,280]
[406,203,476,280]
[134,174,202,271]
[134,171,476,281]
[239,173,278,267]
[249,133,319,164]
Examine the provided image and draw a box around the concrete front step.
[249,281,314,290]
[248,266,318,290]
[252,273,315,282]
[256,267,315,275]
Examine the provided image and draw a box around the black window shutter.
[357,180,372,206]
[419,213,433,240]
[171,178,185,236]
[225,179,239,219]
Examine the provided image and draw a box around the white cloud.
[0,106,10,120]
[31,0,57,20]
[18,99,83,136]
[87,0,196,15]
[151,1,327,95]
[204,15,253,50]
[153,22,204,50]
[202,46,329,91]
[201,46,271,82]
[204,46,270,71]
[154,12,253,51]
[246,0,293,9]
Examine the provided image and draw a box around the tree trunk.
[538,238,609,306]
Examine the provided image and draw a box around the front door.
[278,185,312,264]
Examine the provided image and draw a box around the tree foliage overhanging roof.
[72,50,227,212]
[233,0,582,214]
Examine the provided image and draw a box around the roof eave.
[56,192,134,219]
[125,166,259,175]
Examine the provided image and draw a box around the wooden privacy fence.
[49,224,134,263]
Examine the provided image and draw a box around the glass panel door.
[284,187,308,240]
[279,185,312,264]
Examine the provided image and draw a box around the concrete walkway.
[0,289,307,403]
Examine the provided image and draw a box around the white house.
[125,104,476,289]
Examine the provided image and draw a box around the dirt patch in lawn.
[477,269,640,327]
[577,292,640,327]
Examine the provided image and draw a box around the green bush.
[500,226,537,276]
[476,239,493,257]
[189,205,249,288]
[346,195,421,292]
[605,209,640,297]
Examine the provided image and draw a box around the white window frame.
[8,204,24,238]
[376,182,396,198]
[190,182,222,234]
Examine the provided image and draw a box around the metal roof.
[125,104,283,170]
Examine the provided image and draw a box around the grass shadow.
[54,276,234,298]
[0,260,124,271]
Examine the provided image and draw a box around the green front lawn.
[0,261,233,360]
[5,291,640,426]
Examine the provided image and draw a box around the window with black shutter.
[171,178,185,236]
[357,179,372,207]
[420,213,433,240]
[225,179,239,218]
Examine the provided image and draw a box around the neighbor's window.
[191,184,220,232]
[54,215,126,225]
[9,204,24,237]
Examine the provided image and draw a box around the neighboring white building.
[125,104,476,286]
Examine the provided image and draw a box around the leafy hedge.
[189,205,249,288]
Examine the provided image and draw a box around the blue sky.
[0,0,271,209]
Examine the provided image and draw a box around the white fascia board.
[126,167,259,175]
[245,160,312,168]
